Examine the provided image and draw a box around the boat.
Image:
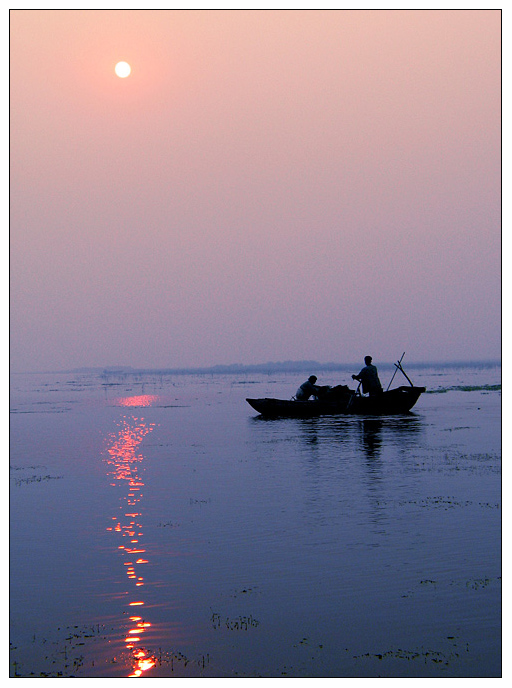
[246,356,426,418]
[246,385,425,418]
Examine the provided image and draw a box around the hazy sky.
[10,9,501,372]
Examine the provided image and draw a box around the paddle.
[346,380,362,411]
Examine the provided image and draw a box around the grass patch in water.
[426,384,500,394]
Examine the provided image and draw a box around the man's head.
[308,375,317,383]
[364,356,372,365]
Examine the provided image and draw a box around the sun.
[115,61,131,78]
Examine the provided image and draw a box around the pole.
[396,362,414,387]
[386,352,406,391]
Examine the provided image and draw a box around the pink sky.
[10,10,501,372]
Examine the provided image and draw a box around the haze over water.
[10,363,501,677]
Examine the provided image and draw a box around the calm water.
[10,364,501,677]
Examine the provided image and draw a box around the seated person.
[295,375,321,401]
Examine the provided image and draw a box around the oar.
[346,381,361,411]
[386,352,406,391]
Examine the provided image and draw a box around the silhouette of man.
[295,375,321,401]
[352,356,383,396]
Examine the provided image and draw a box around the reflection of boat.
[247,385,426,418]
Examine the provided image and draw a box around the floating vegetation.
[442,426,472,431]
[402,575,501,600]
[447,451,501,463]
[10,624,110,677]
[410,451,501,476]
[10,623,212,678]
[231,586,260,598]
[211,611,260,631]
[10,464,47,471]
[377,495,500,510]
[157,520,181,528]
[11,474,63,487]
[450,575,501,591]
[10,408,70,414]
[426,384,501,394]
[353,645,462,667]
[189,497,211,507]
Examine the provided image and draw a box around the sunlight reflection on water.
[115,395,160,407]
[104,405,158,676]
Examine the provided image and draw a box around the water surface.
[10,364,501,677]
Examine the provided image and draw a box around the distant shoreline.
[12,359,502,376]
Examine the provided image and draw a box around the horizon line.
[11,357,502,376]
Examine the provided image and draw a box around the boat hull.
[246,386,426,418]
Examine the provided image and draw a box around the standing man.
[352,356,383,396]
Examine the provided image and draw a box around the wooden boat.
[247,356,426,418]
[246,385,426,418]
